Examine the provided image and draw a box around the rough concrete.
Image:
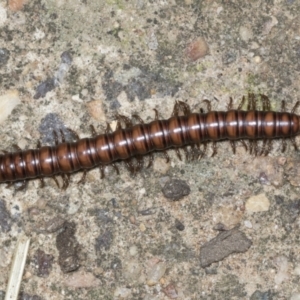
[0,0,300,299]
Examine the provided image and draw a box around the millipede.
[1,93,299,190]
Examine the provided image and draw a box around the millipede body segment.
[0,95,300,185]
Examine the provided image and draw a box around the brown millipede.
[1,93,299,189]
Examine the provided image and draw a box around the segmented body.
[0,105,299,184]
[0,94,300,186]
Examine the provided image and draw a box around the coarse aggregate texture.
[0,0,300,299]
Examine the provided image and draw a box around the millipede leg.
[135,155,144,172]
[281,100,286,112]
[52,176,60,188]
[147,153,154,168]
[253,140,259,156]
[238,96,246,110]
[67,127,80,141]
[117,114,133,128]
[6,182,13,189]
[211,142,217,157]
[230,141,236,154]
[249,140,254,155]
[115,115,122,130]
[259,139,267,156]
[178,101,191,116]
[195,143,201,159]
[124,159,135,174]
[132,114,144,124]
[281,139,287,153]
[15,180,27,191]
[105,122,112,133]
[99,165,105,179]
[292,101,300,113]
[53,131,59,145]
[90,125,97,137]
[175,149,182,160]
[202,99,212,112]
[39,177,45,188]
[241,140,248,152]
[199,142,207,159]
[37,140,41,148]
[248,93,256,110]
[12,144,22,151]
[60,129,66,143]
[190,145,197,160]
[172,101,180,117]
[163,151,170,163]
[112,163,120,175]
[291,137,298,151]
[78,170,87,184]
[227,97,233,110]
[261,94,270,111]
[61,174,70,190]
[153,109,159,120]
[264,140,272,156]
[183,147,189,160]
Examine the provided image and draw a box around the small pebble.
[38,216,65,233]
[253,56,262,63]
[64,271,101,289]
[186,37,209,61]
[86,100,106,122]
[200,228,252,268]
[163,283,178,299]
[175,219,185,231]
[139,223,146,232]
[67,201,81,215]
[0,90,21,124]
[153,157,170,174]
[285,159,300,187]
[245,194,270,213]
[162,179,190,201]
[244,220,253,229]
[277,157,286,166]
[95,230,114,252]
[239,25,253,42]
[123,259,142,281]
[56,222,80,273]
[129,245,138,256]
[259,172,270,185]
[23,271,32,280]
[262,16,278,35]
[129,215,136,225]
[8,0,25,11]
[114,287,131,298]
[274,255,289,285]
[147,262,167,286]
[34,78,55,99]
[32,249,54,278]
[35,199,47,210]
